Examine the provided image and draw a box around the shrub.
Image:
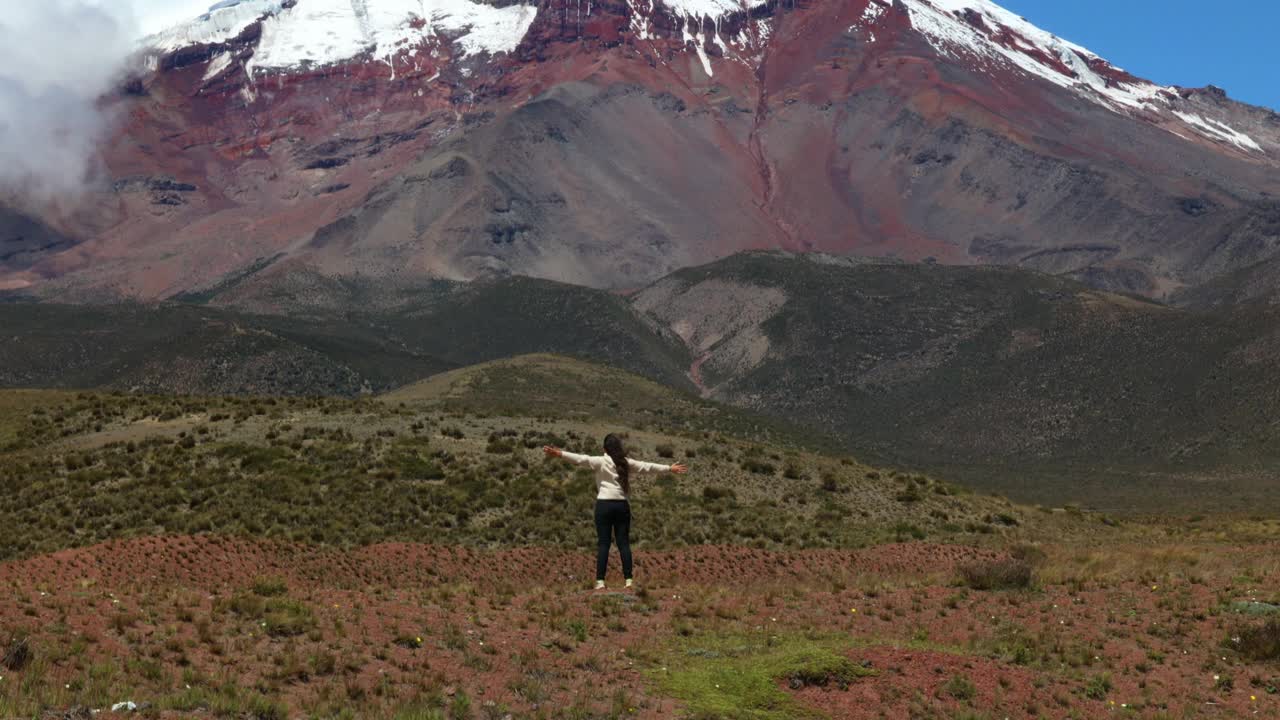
[944,673,976,700]
[111,611,140,633]
[264,600,316,637]
[1229,619,1280,662]
[741,459,776,475]
[251,577,288,597]
[894,484,923,503]
[958,558,1033,591]
[655,444,676,459]
[394,634,424,650]
[127,657,166,682]
[247,694,288,720]
[2,634,31,671]
[1009,543,1047,566]
[892,522,926,541]
[1084,673,1112,700]
[392,453,445,480]
[702,486,736,502]
[449,691,471,720]
[485,438,514,454]
[227,590,315,637]
[566,619,588,643]
[987,512,1019,527]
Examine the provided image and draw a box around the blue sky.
[998,0,1278,110]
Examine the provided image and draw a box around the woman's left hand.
[670,463,689,474]
[543,446,563,458]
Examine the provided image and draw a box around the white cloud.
[129,0,215,36]
[0,1,209,205]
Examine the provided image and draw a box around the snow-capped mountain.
[4,0,1279,305]
[143,0,1272,153]
[147,0,539,72]
[894,0,1268,152]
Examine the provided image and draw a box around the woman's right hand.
[670,463,689,474]
[543,446,563,458]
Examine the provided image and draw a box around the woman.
[544,434,688,590]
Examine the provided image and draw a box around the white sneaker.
[624,578,634,589]
[594,580,607,591]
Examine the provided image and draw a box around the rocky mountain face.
[3,0,1280,302]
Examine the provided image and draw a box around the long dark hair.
[603,434,629,495]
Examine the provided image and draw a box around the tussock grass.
[958,558,1034,591]
[250,577,289,597]
[1,634,31,671]
[222,586,316,638]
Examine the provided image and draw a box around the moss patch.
[650,633,875,719]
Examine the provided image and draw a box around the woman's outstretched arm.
[629,458,689,474]
[543,446,600,467]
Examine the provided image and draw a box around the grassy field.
[2,357,1280,717]
[2,522,1280,717]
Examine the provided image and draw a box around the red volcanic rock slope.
[4,0,1280,303]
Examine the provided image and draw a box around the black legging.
[595,499,632,581]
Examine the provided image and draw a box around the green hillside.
[0,276,690,396]
[0,356,1094,561]
[7,253,1280,512]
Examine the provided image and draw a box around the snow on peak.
[900,0,1263,154]
[636,0,769,78]
[148,0,285,53]
[1172,111,1264,153]
[661,0,761,21]
[901,0,1161,109]
[145,0,537,74]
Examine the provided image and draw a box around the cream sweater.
[560,451,672,500]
